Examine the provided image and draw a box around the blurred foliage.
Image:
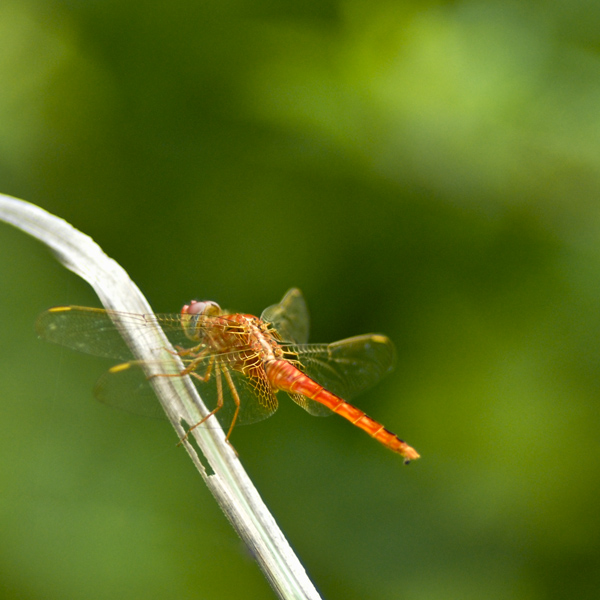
[2,0,600,598]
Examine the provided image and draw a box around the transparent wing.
[94,351,279,429]
[287,334,396,401]
[260,288,309,344]
[287,392,333,417]
[36,306,230,361]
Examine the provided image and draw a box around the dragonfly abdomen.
[266,360,419,463]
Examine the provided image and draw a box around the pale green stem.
[0,193,322,600]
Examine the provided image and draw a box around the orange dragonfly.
[36,289,419,463]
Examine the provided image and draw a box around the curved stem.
[0,193,321,600]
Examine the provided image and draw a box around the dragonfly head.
[181,300,222,317]
[180,300,222,341]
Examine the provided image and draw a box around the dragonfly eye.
[181,300,221,317]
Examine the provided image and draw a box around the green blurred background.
[2,0,600,598]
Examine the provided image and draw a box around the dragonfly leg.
[183,363,225,439]
[148,353,214,384]
[169,343,205,357]
[187,353,215,383]
[150,356,225,444]
[183,363,242,442]
[154,350,214,380]
[222,367,242,440]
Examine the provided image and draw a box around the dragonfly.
[36,289,419,463]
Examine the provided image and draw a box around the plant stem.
[0,193,321,600]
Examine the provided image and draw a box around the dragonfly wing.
[36,307,136,361]
[227,362,279,425]
[288,392,333,417]
[94,361,170,419]
[36,306,222,361]
[94,352,279,429]
[260,288,309,344]
[287,334,396,400]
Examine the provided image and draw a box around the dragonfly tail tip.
[401,446,420,465]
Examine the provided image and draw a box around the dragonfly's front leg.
[148,350,214,384]
[150,352,220,439]
[168,343,205,358]
[184,351,214,382]
[183,363,226,439]
[182,365,242,456]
